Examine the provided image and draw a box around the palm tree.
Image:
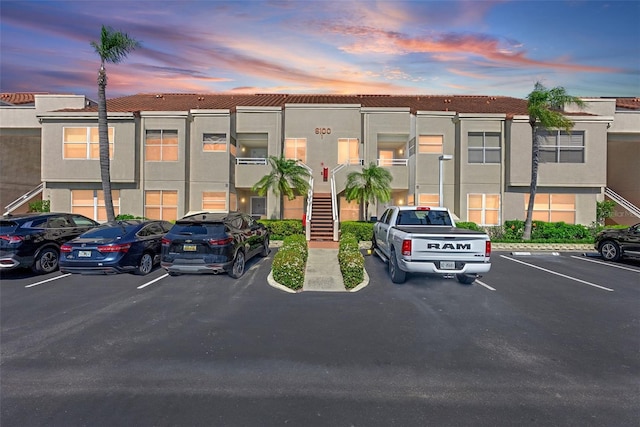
[90,25,140,222]
[523,82,584,240]
[344,162,393,221]
[252,155,311,219]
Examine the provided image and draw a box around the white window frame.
[468,132,501,164]
[203,133,227,152]
[467,193,501,226]
[63,127,114,159]
[418,135,443,154]
[539,130,585,163]
[284,138,307,163]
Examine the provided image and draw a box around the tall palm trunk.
[523,122,539,240]
[97,64,116,223]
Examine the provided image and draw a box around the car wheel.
[229,250,245,279]
[456,273,476,285]
[32,247,59,274]
[389,249,406,284]
[260,237,270,257]
[135,253,154,275]
[599,240,622,262]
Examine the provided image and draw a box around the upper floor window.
[285,138,306,163]
[338,138,360,164]
[145,130,178,161]
[418,135,443,154]
[203,133,226,152]
[539,130,585,163]
[468,132,500,163]
[63,127,114,159]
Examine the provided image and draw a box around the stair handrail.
[297,161,314,241]
[330,164,348,241]
[3,182,44,215]
[604,187,640,219]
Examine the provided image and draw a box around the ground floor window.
[524,193,575,223]
[339,196,359,221]
[71,189,120,222]
[250,197,266,217]
[283,196,304,220]
[202,191,226,211]
[229,193,237,212]
[145,190,178,221]
[467,194,500,225]
[418,193,439,206]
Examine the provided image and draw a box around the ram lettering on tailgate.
[427,243,471,250]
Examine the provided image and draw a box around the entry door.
[250,197,266,217]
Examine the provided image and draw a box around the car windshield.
[80,225,134,239]
[171,223,225,235]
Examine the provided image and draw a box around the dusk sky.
[1,0,639,100]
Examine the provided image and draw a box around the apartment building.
[3,93,637,236]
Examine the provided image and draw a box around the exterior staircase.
[309,193,334,241]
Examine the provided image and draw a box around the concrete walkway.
[302,248,345,291]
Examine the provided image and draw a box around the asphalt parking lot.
[1,250,639,426]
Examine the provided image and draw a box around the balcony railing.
[378,158,408,166]
[236,157,268,165]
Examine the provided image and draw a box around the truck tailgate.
[395,226,489,261]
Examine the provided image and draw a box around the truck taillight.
[402,239,412,256]
[485,241,491,257]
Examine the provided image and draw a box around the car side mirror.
[370,216,378,223]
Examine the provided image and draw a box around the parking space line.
[500,255,614,292]
[137,273,168,289]
[25,273,71,288]
[475,279,496,291]
[570,255,640,273]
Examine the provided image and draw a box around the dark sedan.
[0,212,99,274]
[161,212,269,278]
[59,220,173,275]
[594,223,640,262]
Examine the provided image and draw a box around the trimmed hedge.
[340,221,374,242]
[257,219,304,240]
[338,233,364,289]
[271,234,308,290]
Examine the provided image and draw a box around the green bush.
[258,219,304,240]
[28,199,50,212]
[272,234,308,290]
[338,232,364,289]
[499,219,592,243]
[455,221,482,231]
[340,221,374,242]
[116,214,147,220]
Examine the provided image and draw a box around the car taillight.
[0,235,23,244]
[60,244,72,253]
[161,238,171,246]
[97,243,131,253]
[485,241,491,257]
[208,237,233,246]
[402,239,412,256]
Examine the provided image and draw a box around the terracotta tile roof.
[0,93,41,105]
[616,97,640,110]
[66,93,530,116]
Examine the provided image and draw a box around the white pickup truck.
[372,206,491,284]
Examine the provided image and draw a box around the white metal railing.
[605,187,640,219]
[330,164,349,241]
[236,157,268,165]
[4,183,44,215]
[345,158,364,165]
[297,161,314,241]
[377,158,408,167]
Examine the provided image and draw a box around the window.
[145,190,178,221]
[418,135,443,154]
[202,191,226,211]
[524,193,575,223]
[63,127,114,159]
[203,133,226,152]
[229,193,237,212]
[284,138,306,162]
[418,193,439,206]
[378,150,394,166]
[338,138,360,164]
[468,194,500,226]
[145,130,178,161]
[468,132,500,163]
[71,189,120,222]
[539,130,585,163]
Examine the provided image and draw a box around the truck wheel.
[599,240,622,262]
[389,249,406,284]
[456,273,476,285]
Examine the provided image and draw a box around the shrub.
[272,234,308,290]
[258,219,304,240]
[340,221,374,242]
[498,219,592,243]
[116,214,147,220]
[28,199,50,212]
[455,221,482,231]
[338,232,364,289]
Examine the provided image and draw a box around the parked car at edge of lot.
[0,212,100,274]
[59,220,173,275]
[161,212,270,278]
[595,223,640,262]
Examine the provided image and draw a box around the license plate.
[183,244,197,252]
[440,261,455,270]
[78,250,92,258]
